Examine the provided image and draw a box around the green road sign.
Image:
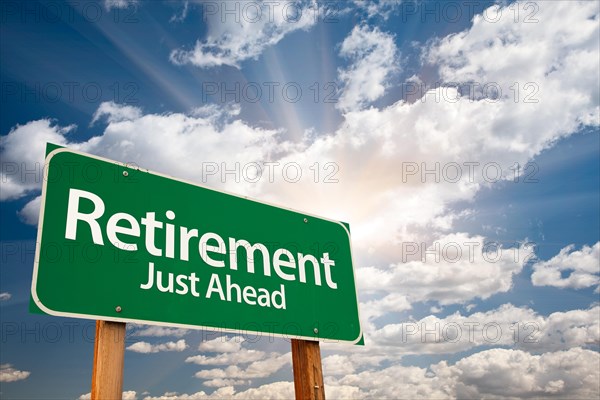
[31,145,362,344]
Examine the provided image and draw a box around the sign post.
[91,321,126,399]
[292,339,325,400]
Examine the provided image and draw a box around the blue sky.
[1,1,599,398]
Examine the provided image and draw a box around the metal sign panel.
[31,146,362,344]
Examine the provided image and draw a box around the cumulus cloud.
[78,390,137,399]
[144,382,293,400]
[17,195,41,225]
[322,354,356,376]
[129,325,189,338]
[370,304,600,355]
[123,390,138,399]
[91,101,142,125]
[266,0,598,261]
[0,119,73,201]
[0,292,12,301]
[186,349,266,366]
[337,25,399,111]
[327,347,600,399]
[359,292,412,328]
[189,339,290,388]
[170,0,318,68]
[0,364,30,382]
[194,352,291,381]
[425,1,599,128]
[198,336,246,353]
[449,348,599,399]
[0,102,285,218]
[532,242,600,290]
[351,0,401,20]
[148,347,600,399]
[358,233,533,308]
[203,378,249,388]
[103,0,137,11]
[126,339,187,353]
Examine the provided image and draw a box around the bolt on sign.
[31,145,363,344]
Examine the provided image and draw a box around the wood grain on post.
[91,320,126,400]
[291,339,325,400]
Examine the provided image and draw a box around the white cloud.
[327,347,600,399]
[78,390,137,400]
[359,292,412,325]
[126,339,187,353]
[532,242,600,290]
[351,0,401,19]
[144,382,293,400]
[103,0,137,11]
[450,348,599,399]
[123,391,138,400]
[130,325,189,338]
[146,347,600,399]
[203,379,249,388]
[194,352,290,380]
[327,363,453,399]
[91,101,142,125]
[369,304,600,355]
[0,292,11,301]
[430,305,443,314]
[0,119,73,201]
[337,25,399,111]
[188,340,289,388]
[265,0,598,266]
[0,102,285,218]
[170,0,317,68]
[186,349,266,366]
[0,364,30,382]
[170,1,189,23]
[425,1,599,128]
[357,233,533,307]
[198,336,246,353]
[17,195,41,225]
[322,354,356,376]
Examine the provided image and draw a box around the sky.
[0,0,599,398]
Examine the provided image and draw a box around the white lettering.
[273,248,296,281]
[65,188,105,245]
[199,232,226,267]
[106,212,139,250]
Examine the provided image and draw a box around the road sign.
[31,145,362,344]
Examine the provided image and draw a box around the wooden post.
[91,321,126,400]
[291,339,325,400]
